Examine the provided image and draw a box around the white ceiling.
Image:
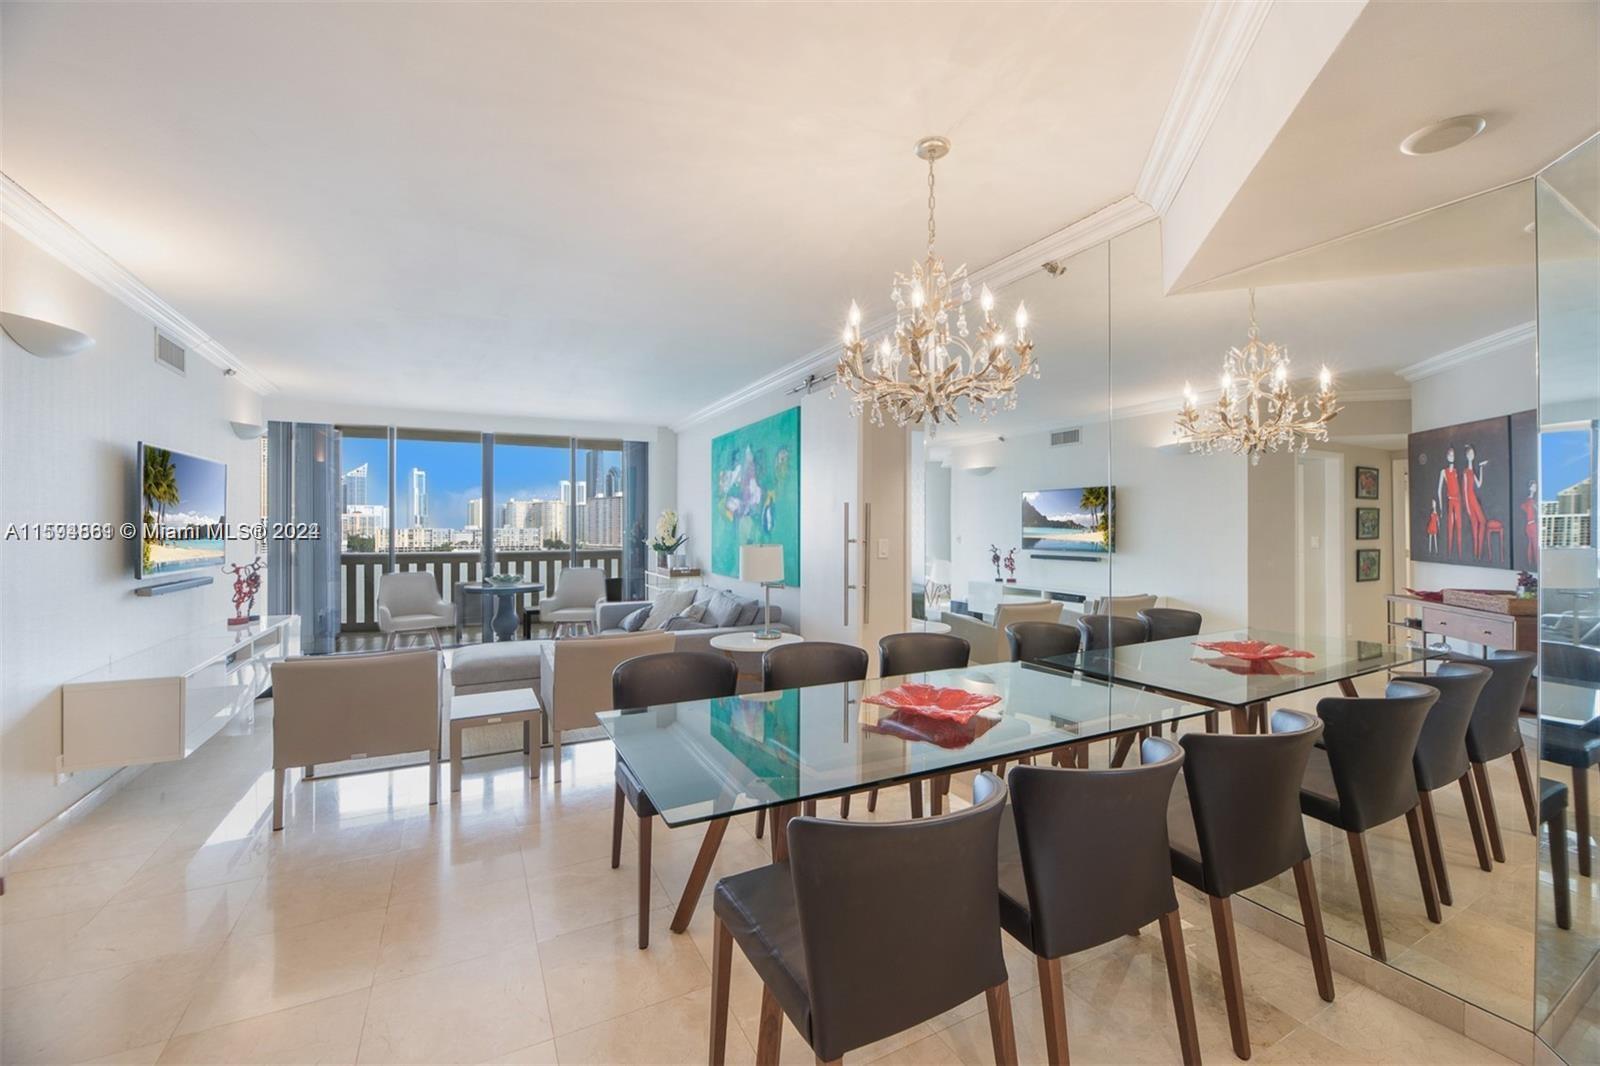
[928,177,1539,446]
[1170,0,1599,288]
[0,1,1202,423]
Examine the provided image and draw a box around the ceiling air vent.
[1050,428,1081,447]
[154,330,186,376]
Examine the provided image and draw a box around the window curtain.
[622,440,649,600]
[266,421,342,654]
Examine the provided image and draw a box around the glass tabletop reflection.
[597,662,1212,827]
[1038,628,1433,709]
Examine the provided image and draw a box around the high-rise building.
[467,497,482,530]
[342,462,369,507]
[409,467,428,527]
[1543,477,1594,548]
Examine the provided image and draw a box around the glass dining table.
[597,660,1214,933]
[1035,627,1437,735]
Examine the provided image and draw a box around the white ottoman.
[449,641,548,758]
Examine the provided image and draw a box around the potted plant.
[648,510,688,569]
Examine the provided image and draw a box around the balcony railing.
[340,548,624,632]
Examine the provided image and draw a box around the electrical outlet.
[877,537,889,559]
[1309,535,1320,549]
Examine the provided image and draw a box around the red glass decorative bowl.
[865,711,999,750]
[1193,639,1316,663]
[862,683,1001,724]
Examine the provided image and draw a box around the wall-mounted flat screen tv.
[138,442,227,578]
[1021,487,1114,555]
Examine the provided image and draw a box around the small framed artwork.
[1355,465,1381,499]
[1356,548,1381,582]
[1356,507,1381,540]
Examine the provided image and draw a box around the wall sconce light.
[1,312,95,358]
[230,421,267,440]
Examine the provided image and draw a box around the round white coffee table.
[709,631,804,655]
[909,618,952,634]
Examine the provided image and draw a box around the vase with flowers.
[648,510,688,570]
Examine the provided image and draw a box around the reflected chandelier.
[834,136,1036,434]
[1175,289,1340,464]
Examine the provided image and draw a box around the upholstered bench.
[450,640,547,695]
[449,641,547,759]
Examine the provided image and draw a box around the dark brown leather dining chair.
[1169,709,1333,1060]
[1298,681,1441,961]
[1076,613,1149,651]
[1397,663,1494,898]
[709,772,1016,1066]
[610,650,738,948]
[1001,738,1199,1065]
[867,632,972,817]
[1137,607,1203,641]
[1005,620,1080,665]
[1450,650,1539,860]
[754,642,869,827]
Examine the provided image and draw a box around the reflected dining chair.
[1005,620,1087,768]
[1298,681,1441,961]
[1542,719,1600,877]
[1542,777,1573,930]
[867,632,972,817]
[1449,650,1539,860]
[709,773,1017,1066]
[1137,607,1203,641]
[1169,709,1333,1060]
[611,650,738,948]
[756,641,869,826]
[1076,613,1149,651]
[1396,663,1494,895]
[1005,620,1080,665]
[1000,738,1199,1065]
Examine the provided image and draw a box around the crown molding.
[1135,0,1274,215]
[1398,322,1536,382]
[669,194,1156,433]
[1,173,275,394]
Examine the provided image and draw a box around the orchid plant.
[648,509,688,555]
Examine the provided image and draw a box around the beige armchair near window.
[536,567,609,637]
[940,599,1065,664]
[271,649,444,830]
[376,571,456,649]
[539,630,675,779]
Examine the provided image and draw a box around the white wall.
[1409,344,1539,592]
[2,224,264,852]
[940,413,1250,627]
[674,388,861,638]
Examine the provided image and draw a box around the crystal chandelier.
[834,137,1036,434]
[1175,290,1340,464]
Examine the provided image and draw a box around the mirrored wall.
[1535,131,1600,1064]
[911,140,1600,1044]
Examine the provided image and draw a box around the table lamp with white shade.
[739,544,785,639]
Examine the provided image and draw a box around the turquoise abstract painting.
[711,406,800,585]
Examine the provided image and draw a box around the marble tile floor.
[0,694,1524,1064]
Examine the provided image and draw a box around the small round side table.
[709,631,804,688]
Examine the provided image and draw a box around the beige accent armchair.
[376,571,456,649]
[1085,593,1158,617]
[940,599,1065,664]
[271,649,444,830]
[539,631,675,779]
[536,567,609,637]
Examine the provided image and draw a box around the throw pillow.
[642,588,697,630]
[703,588,745,628]
[734,599,763,627]
[619,606,651,632]
[662,616,711,632]
[678,601,708,624]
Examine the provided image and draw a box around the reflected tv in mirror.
[1021,487,1113,555]
[138,442,227,578]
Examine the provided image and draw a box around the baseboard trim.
[1233,894,1537,1064]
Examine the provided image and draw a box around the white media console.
[61,615,299,772]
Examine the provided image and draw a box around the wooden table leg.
[669,817,730,934]
[1230,706,1250,734]
[1338,677,1360,698]
[769,804,796,863]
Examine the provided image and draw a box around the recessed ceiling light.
[1399,115,1488,156]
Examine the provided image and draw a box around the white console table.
[61,615,299,772]
[964,580,1095,621]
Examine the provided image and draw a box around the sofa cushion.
[451,640,545,689]
[735,599,764,626]
[643,589,697,630]
[704,588,746,628]
[679,600,708,624]
[619,606,651,632]
[662,616,712,632]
